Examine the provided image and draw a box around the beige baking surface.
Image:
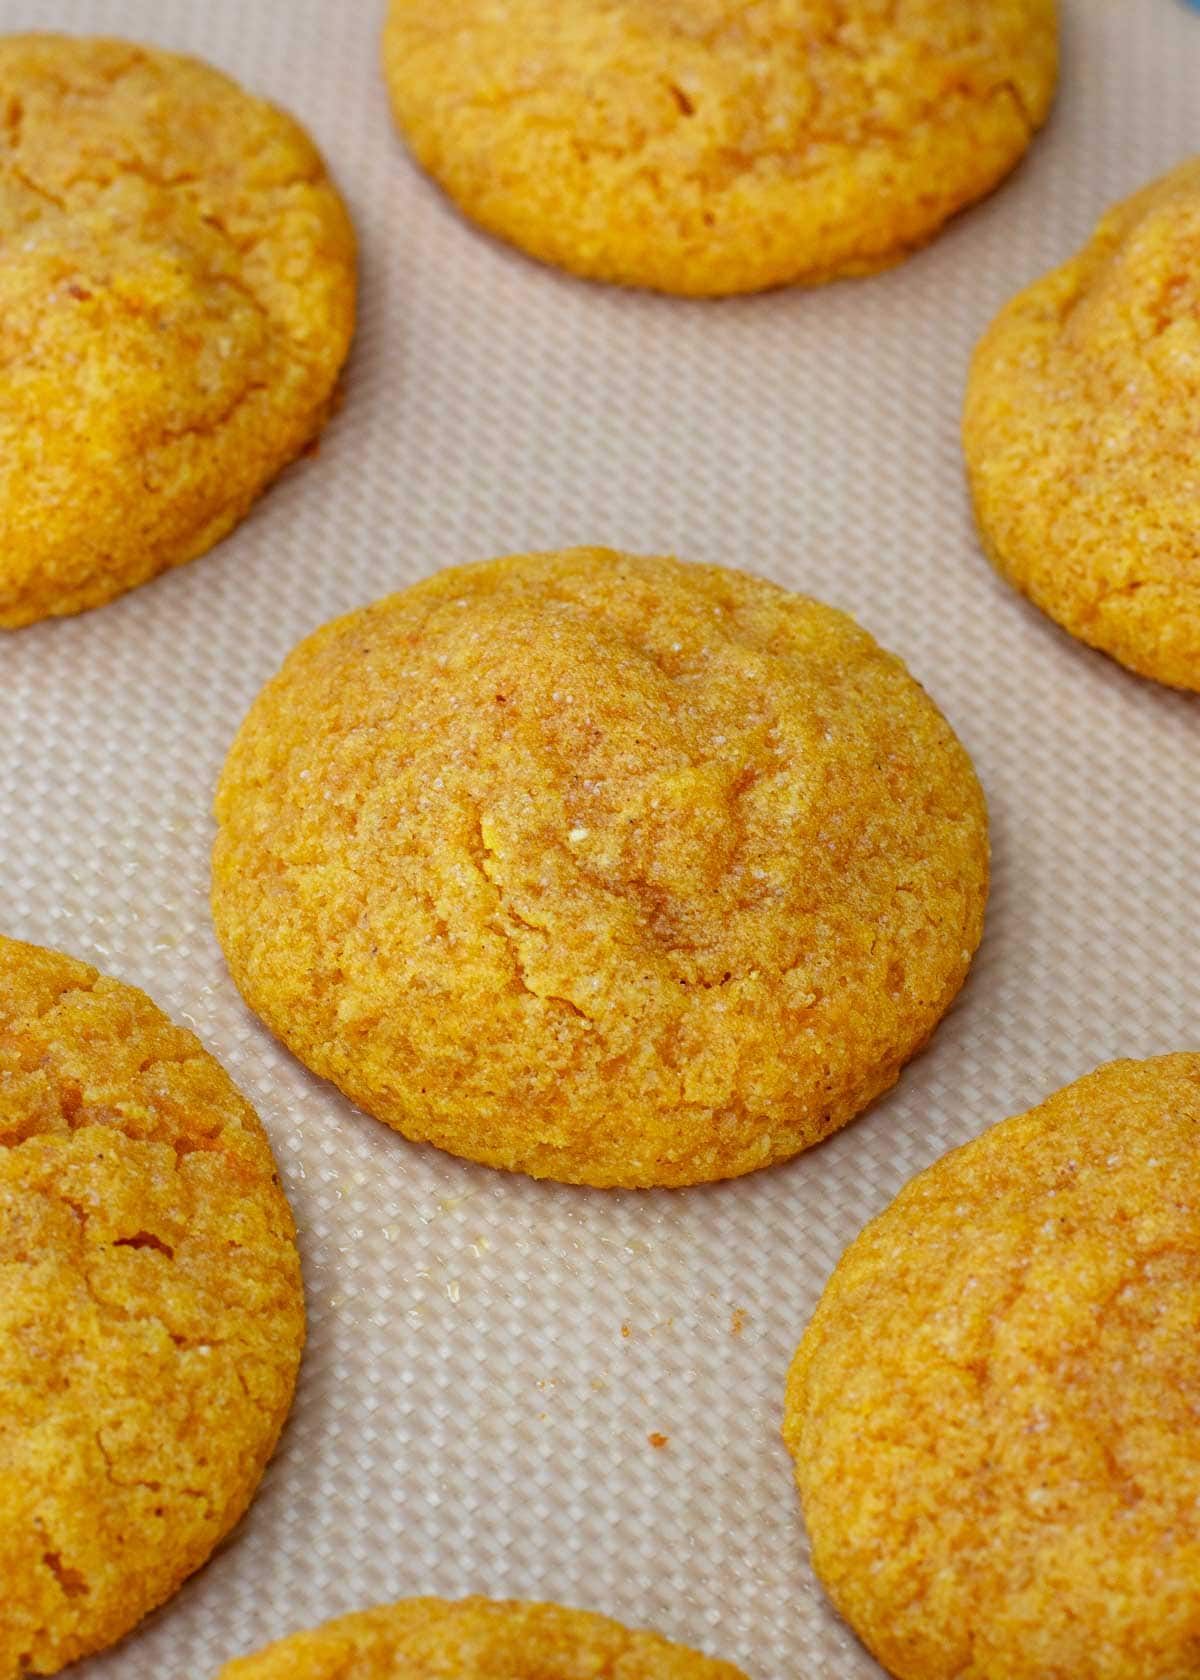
[2,3,1197,1676]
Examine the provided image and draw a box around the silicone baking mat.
[2,2,1198,1675]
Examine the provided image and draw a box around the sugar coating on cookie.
[0,34,356,627]
[381,0,1057,296]
[212,548,988,1189]
[0,935,304,1678]
[784,1054,1200,1680]
[965,159,1200,690]
[215,1596,747,1678]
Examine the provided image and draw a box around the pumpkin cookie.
[381,0,1057,296]
[0,935,304,1677]
[212,548,988,1188]
[215,1597,747,1678]
[0,33,356,627]
[964,159,1200,689]
[784,1054,1200,1680]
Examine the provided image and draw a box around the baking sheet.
[2,2,1198,1675]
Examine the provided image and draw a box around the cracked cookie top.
[0,33,356,627]
[215,1596,747,1679]
[964,158,1200,690]
[0,934,304,1678]
[211,548,988,1188]
[784,1054,1200,1680]
[382,0,1057,295]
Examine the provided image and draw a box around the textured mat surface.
[2,3,1197,1676]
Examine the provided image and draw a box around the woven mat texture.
[2,2,1198,1675]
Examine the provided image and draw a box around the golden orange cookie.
[0,33,356,627]
[381,0,1057,296]
[215,1597,747,1679]
[212,547,988,1188]
[0,935,305,1678]
[964,159,1200,689]
[784,1054,1200,1680]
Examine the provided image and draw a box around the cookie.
[784,1054,1200,1680]
[0,34,356,628]
[381,0,1057,296]
[0,935,305,1677]
[964,159,1200,689]
[215,1597,747,1679]
[212,548,988,1188]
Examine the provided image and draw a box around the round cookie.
[212,547,989,1189]
[215,1597,747,1679]
[381,0,1057,297]
[784,1054,1200,1680]
[0,935,305,1677]
[964,159,1200,690]
[0,34,356,628]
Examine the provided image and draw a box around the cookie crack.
[13,1177,286,1414]
[470,811,596,1024]
[86,160,325,360]
[7,1098,234,1162]
[5,971,100,1034]
[453,17,1034,189]
[997,76,1035,136]
[90,1427,213,1509]
[2,153,69,216]
[1090,573,1200,620]
[953,1236,1200,1535]
[1,137,325,365]
[75,1260,283,1408]
[150,376,272,450]
[113,1230,175,1258]
[40,1548,89,1601]
[2,89,22,149]
[957,1247,1039,1398]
